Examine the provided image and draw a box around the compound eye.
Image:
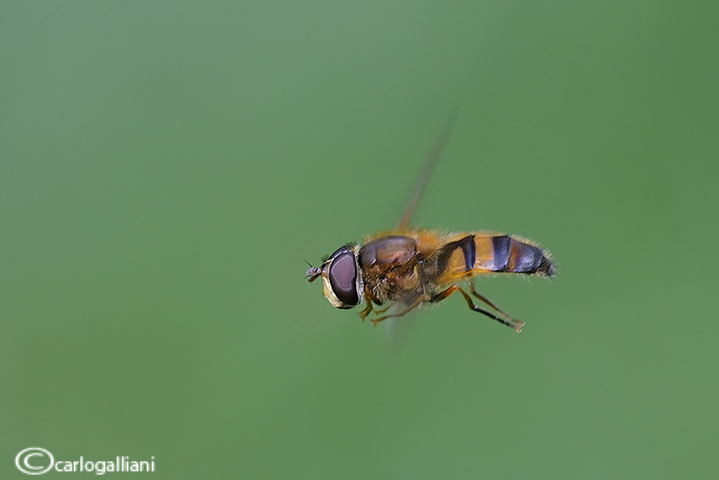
[328,251,359,307]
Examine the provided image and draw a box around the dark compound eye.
[328,251,359,307]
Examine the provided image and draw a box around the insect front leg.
[430,284,525,333]
[358,296,375,322]
[358,290,387,322]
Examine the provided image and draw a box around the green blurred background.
[1,1,718,478]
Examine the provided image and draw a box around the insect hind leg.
[431,285,525,333]
[470,282,518,321]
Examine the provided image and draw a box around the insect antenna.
[304,259,322,282]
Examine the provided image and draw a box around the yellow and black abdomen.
[474,234,555,275]
[435,233,555,284]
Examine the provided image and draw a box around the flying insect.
[306,114,555,332]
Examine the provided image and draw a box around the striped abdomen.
[435,233,555,283]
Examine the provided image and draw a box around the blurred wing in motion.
[396,108,459,231]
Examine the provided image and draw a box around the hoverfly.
[306,113,555,332]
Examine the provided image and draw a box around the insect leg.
[469,282,517,322]
[374,305,392,314]
[358,296,375,322]
[431,285,525,333]
[358,290,390,322]
[370,297,424,327]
